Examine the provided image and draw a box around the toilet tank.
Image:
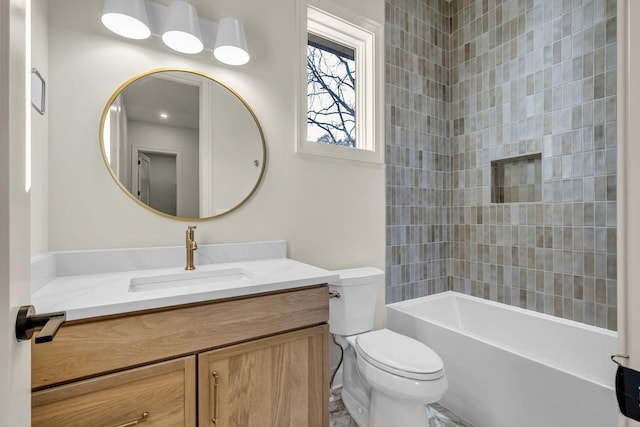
[329,267,384,336]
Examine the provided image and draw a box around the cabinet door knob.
[114,411,149,427]
[15,305,66,344]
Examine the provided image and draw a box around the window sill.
[296,139,384,164]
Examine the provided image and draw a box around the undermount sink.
[128,267,254,292]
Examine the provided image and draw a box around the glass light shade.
[162,0,203,54]
[214,17,250,65]
[101,0,151,40]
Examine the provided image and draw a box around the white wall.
[42,0,385,280]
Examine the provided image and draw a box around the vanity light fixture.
[214,17,250,65]
[162,0,203,54]
[101,0,151,40]
[101,0,250,65]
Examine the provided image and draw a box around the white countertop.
[31,242,338,321]
[33,258,337,321]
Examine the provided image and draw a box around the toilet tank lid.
[330,267,384,286]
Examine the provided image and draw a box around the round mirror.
[99,68,266,220]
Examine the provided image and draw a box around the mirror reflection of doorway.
[136,151,177,216]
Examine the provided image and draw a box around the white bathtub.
[386,291,618,427]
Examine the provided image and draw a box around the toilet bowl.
[329,268,448,427]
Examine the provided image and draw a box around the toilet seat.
[355,329,444,381]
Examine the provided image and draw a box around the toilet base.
[342,388,369,427]
[369,391,430,427]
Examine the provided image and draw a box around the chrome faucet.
[185,225,198,270]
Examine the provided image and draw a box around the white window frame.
[296,1,384,164]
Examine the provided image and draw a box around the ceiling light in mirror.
[101,0,151,40]
[214,17,250,65]
[162,0,203,54]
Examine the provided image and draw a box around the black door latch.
[15,305,66,344]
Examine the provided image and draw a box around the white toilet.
[329,267,447,427]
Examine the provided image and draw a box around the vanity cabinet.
[199,326,328,427]
[31,285,329,427]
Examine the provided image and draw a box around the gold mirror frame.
[99,67,266,221]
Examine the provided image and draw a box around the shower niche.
[491,153,542,204]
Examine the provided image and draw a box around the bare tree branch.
[306,44,356,147]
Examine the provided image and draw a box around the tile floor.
[329,389,474,427]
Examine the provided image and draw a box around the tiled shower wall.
[385,0,452,302]
[385,0,617,330]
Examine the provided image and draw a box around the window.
[307,34,356,148]
[297,3,383,164]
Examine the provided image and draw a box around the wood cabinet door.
[198,325,329,427]
[32,357,196,427]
